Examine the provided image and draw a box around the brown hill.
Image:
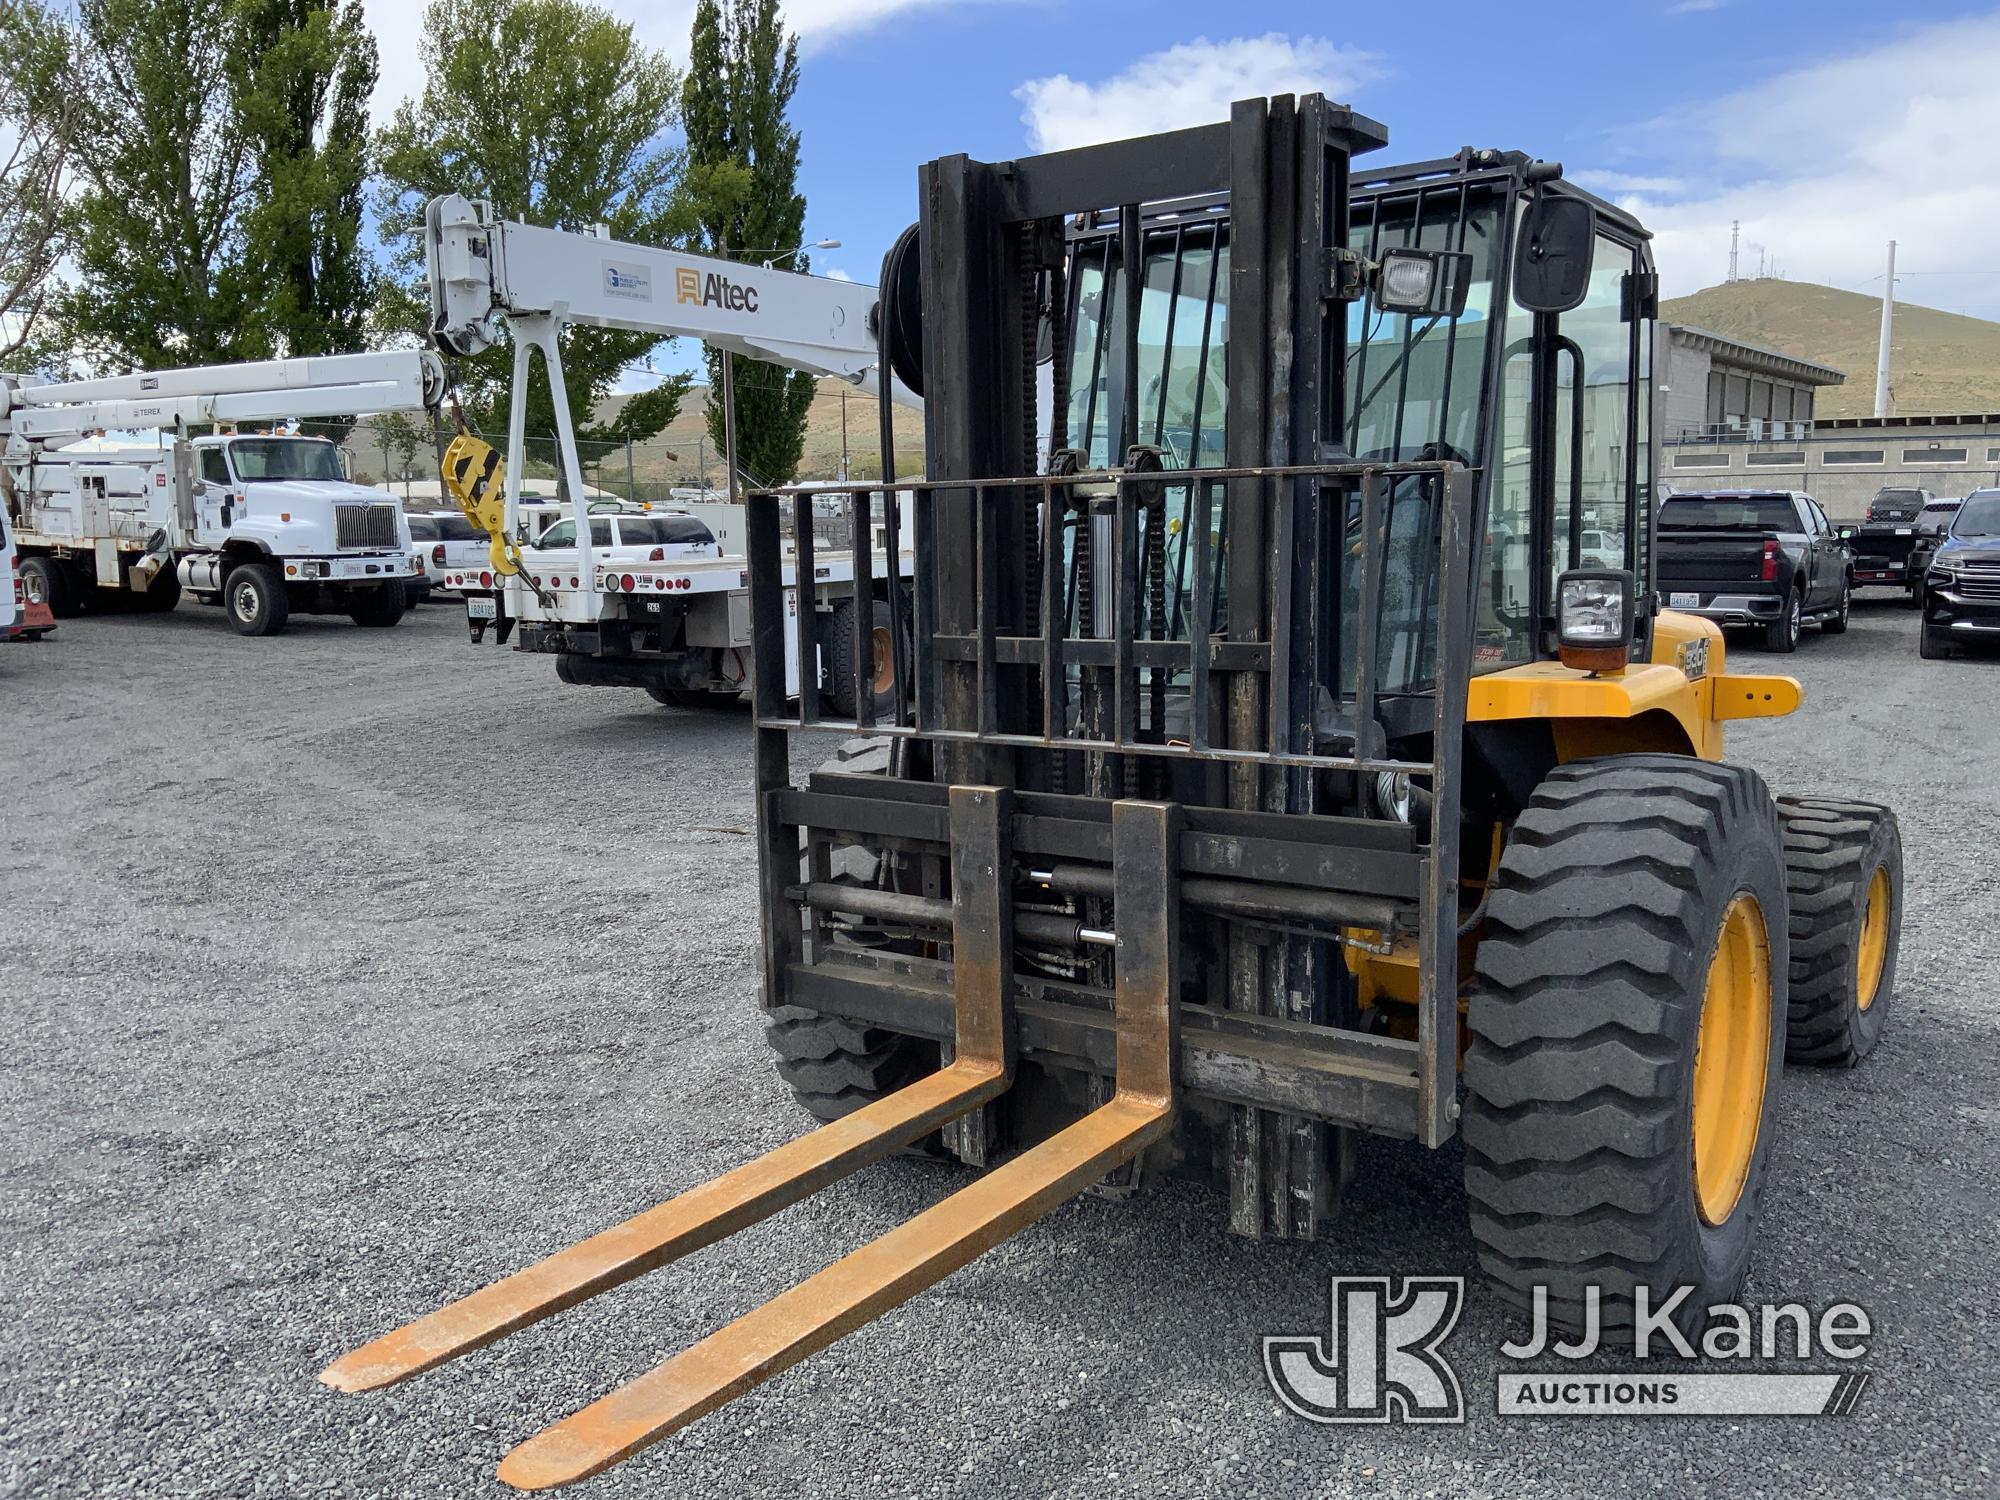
[1661,279,2000,420]
[600,377,924,490]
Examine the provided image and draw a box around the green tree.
[233,0,379,377]
[54,0,257,369]
[681,0,815,486]
[0,0,75,367]
[46,0,378,378]
[363,410,430,485]
[373,0,693,458]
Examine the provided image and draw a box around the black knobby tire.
[825,597,902,720]
[1463,755,1789,1335]
[128,570,182,613]
[348,582,407,628]
[766,1004,941,1126]
[225,561,289,637]
[762,735,942,1132]
[18,556,75,618]
[1775,798,1900,1067]
[1821,579,1850,634]
[1763,589,1802,653]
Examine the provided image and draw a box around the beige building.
[1654,323,2000,519]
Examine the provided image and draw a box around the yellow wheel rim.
[1855,867,1890,1012]
[869,625,896,695]
[1692,894,1773,1227]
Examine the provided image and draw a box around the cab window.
[200,448,232,486]
[534,519,575,549]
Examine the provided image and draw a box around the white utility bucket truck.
[422,194,921,709]
[1,352,445,635]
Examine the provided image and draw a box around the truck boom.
[3,351,447,451]
[420,194,920,699]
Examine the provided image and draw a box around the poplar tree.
[682,0,816,486]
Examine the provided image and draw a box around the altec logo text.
[676,267,760,313]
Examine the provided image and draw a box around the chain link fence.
[309,383,926,506]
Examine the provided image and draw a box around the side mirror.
[1512,193,1597,313]
[1836,524,1857,541]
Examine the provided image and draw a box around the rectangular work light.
[1373,247,1473,318]
[1557,567,1635,674]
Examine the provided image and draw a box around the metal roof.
[1668,324,1845,386]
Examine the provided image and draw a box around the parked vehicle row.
[1655,488,1850,652]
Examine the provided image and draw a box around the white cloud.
[822,266,855,282]
[1668,0,1727,14]
[1583,14,2000,320]
[1571,169,1686,195]
[1015,34,1384,154]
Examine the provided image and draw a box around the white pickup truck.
[450,501,720,613]
[407,509,491,600]
[463,491,914,714]
[1,506,19,640]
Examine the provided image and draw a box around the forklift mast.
[743,94,1480,1238]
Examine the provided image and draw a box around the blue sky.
[362,0,2000,383]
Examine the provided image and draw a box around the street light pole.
[762,237,842,269]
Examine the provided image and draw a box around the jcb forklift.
[325,96,1902,1488]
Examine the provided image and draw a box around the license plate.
[467,597,497,620]
[1670,591,1699,608]
[1896,527,1913,536]
[639,599,663,615]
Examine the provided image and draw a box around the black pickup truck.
[1848,486,1937,598]
[1655,488,1851,653]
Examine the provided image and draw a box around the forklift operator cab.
[1059,149,1661,730]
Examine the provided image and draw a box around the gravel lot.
[1,595,1994,1500]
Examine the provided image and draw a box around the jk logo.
[1263,1276,1466,1424]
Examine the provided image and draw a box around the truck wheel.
[128,570,182,613]
[1820,578,1850,634]
[762,736,942,1134]
[18,557,75,618]
[348,583,406,628]
[226,561,288,636]
[1762,589,1802,653]
[1776,798,1899,1066]
[1919,626,1951,659]
[825,597,903,719]
[1463,755,1788,1336]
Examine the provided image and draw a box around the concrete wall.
[1662,422,2000,520]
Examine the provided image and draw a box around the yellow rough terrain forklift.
[324,95,1902,1488]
